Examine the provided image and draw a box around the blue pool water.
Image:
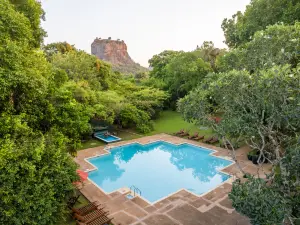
[94,133,121,143]
[88,141,233,203]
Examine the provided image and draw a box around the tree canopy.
[0,0,168,223]
[222,0,300,48]
[0,1,80,224]
[178,65,300,153]
[0,130,78,225]
[175,1,300,222]
[148,48,213,108]
[217,23,300,72]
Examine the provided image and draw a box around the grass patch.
[80,139,105,150]
[149,110,213,137]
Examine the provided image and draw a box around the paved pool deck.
[75,134,271,225]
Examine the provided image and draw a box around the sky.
[41,0,250,67]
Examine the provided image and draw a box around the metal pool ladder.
[130,185,141,197]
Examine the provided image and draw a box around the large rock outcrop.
[91,38,147,74]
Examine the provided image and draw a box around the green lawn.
[149,110,213,136]
[80,110,214,150]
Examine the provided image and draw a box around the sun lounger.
[74,209,107,223]
[76,214,113,225]
[72,201,101,216]
[193,135,204,141]
[179,131,189,137]
[208,137,219,144]
[203,136,214,143]
[188,132,199,139]
[174,129,184,135]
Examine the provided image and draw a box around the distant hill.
[91,38,148,74]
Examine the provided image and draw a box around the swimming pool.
[94,132,121,143]
[87,141,233,203]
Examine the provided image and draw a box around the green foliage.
[0,1,168,224]
[119,104,153,133]
[0,0,33,43]
[179,64,300,224]
[0,130,78,225]
[140,77,167,90]
[217,23,300,72]
[194,41,225,71]
[43,42,76,60]
[230,146,300,224]
[49,82,94,143]
[134,71,149,81]
[149,50,212,108]
[165,52,212,99]
[222,0,300,48]
[178,65,300,158]
[51,51,112,90]
[112,63,149,75]
[0,0,52,131]
[215,3,300,221]
[230,177,289,224]
[149,50,182,80]
[49,49,168,136]
[10,0,46,48]
[126,88,168,118]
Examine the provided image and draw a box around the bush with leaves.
[126,88,168,119]
[119,104,153,133]
[51,51,113,90]
[229,145,300,224]
[222,0,300,48]
[149,50,182,80]
[43,42,76,60]
[0,130,78,225]
[230,177,289,224]
[149,50,212,108]
[179,65,300,160]
[9,0,46,48]
[49,48,168,134]
[217,23,300,72]
[178,64,300,224]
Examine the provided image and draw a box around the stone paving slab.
[203,183,232,202]
[158,203,177,213]
[143,214,180,225]
[76,133,269,225]
[131,196,150,208]
[218,197,234,209]
[124,205,148,219]
[168,203,220,225]
[111,211,137,225]
[144,205,157,213]
[79,180,109,203]
[190,197,211,208]
[154,198,171,209]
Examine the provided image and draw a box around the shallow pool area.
[94,132,121,143]
[87,141,233,203]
